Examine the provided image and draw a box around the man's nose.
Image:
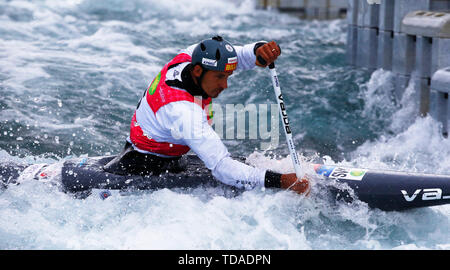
[220,79,228,89]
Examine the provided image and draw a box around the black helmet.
[191,36,238,72]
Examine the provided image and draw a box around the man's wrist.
[253,42,267,55]
[264,170,282,188]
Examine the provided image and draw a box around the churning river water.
[1,0,449,249]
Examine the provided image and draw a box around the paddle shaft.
[268,62,302,179]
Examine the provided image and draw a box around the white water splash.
[1,0,449,250]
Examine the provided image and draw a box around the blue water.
[1,0,449,250]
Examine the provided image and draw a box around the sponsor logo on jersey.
[147,72,161,95]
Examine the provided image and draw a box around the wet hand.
[280,173,310,196]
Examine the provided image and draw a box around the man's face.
[192,65,233,98]
[201,70,233,98]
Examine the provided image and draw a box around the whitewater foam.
[1,0,450,250]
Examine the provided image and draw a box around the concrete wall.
[257,0,348,19]
[260,0,450,136]
[347,0,450,136]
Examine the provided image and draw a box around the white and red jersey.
[127,42,267,190]
[129,53,213,157]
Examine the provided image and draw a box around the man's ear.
[192,64,203,77]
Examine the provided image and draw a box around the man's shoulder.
[166,62,189,82]
[164,61,191,92]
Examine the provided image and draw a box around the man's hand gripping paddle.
[257,52,310,196]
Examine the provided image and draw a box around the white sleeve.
[157,101,267,190]
[179,44,197,57]
[179,41,267,71]
[234,42,259,71]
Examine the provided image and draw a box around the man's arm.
[157,101,310,194]
[158,101,267,190]
[179,41,268,71]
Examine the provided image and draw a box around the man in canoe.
[103,35,310,195]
